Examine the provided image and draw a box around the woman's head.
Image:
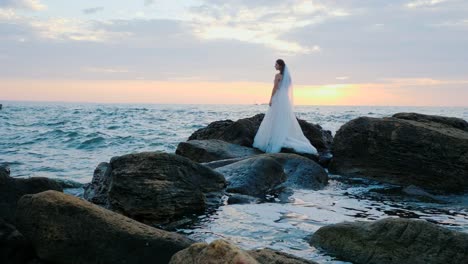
[275,59,285,74]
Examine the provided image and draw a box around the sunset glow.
[0,0,467,106]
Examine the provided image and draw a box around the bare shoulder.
[275,73,282,80]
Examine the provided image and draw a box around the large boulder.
[176,139,262,163]
[266,153,328,189]
[169,240,259,264]
[0,166,62,223]
[329,113,468,193]
[0,218,35,264]
[16,190,194,264]
[215,155,287,198]
[188,114,333,154]
[215,153,328,198]
[310,218,468,264]
[169,240,317,264]
[84,152,226,225]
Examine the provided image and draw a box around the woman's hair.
[276,59,285,75]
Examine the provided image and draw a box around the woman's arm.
[269,74,281,106]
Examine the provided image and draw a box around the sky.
[0,0,467,106]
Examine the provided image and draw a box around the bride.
[253,59,318,154]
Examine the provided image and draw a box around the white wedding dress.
[253,66,318,154]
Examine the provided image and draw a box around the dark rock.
[176,139,262,163]
[266,153,328,189]
[215,155,287,198]
[169,240,259,264]
[16,190,194,264]
[215,153,328,198]
[393,112,468,132]
[329,113,468,193]
[0,218,35,264]
[248,248,318,264]
[0,167,62,223]
[202,157,249,169]
[227,193,260,205]
[86,152,226,226]
[83,162,112,207]
[310,218,468,264]
[188,114,333,154]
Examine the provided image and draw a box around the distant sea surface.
[1,101,467,263]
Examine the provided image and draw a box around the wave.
[77,137,106,150]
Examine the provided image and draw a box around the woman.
[253,59,318,154]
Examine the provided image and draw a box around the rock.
[0,167,62,223]
[215,154,328,198]
[215,155,287,198]
[202,157,249,169]
[0,218,35,264]
[310,218,468,264]
[86,152,226,225]
[169,240,259,264]
[393,112,468,132]
[16,190,194,264]
[227,193,260,205]
[176,139,262,163]
[188,114,333,154]
[83,162,112,207]
[329,113,468,193]
[248,248,318,264]
[266,153,328,189]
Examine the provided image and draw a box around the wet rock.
[227,193,260,205]
[248,248,318,264]
[16,190,194,264]
[215,155,286,198]
[310,218,468,264]
[176,139,262,163]
[188,114,333,154]
[83,162,112,207]
[169,240,259,264]
[0,166,62,223]
[329,113,468,193]
[85,152,226,225]
[202,157,249,169]
[0,218,35,264]
[266,153,328,189]
[215,153,328,198]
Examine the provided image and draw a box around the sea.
[1,101,467,263]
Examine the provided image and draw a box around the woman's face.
[275,63,280,70]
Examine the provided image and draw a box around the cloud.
[83,67,130,74]
[0,0,46,11]
[144,0,155,6]
[0,9,131,42]
[187,0,349,55]
[82,7,104,15]
[406,0,449,8]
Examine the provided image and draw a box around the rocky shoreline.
[1,112,467,263]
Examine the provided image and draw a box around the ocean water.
[1,101,467,263]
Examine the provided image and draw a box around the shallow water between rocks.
[2,102,467,263]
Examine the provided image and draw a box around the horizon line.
[1,99,467,108]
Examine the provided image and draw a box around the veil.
[281,65,294,106]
